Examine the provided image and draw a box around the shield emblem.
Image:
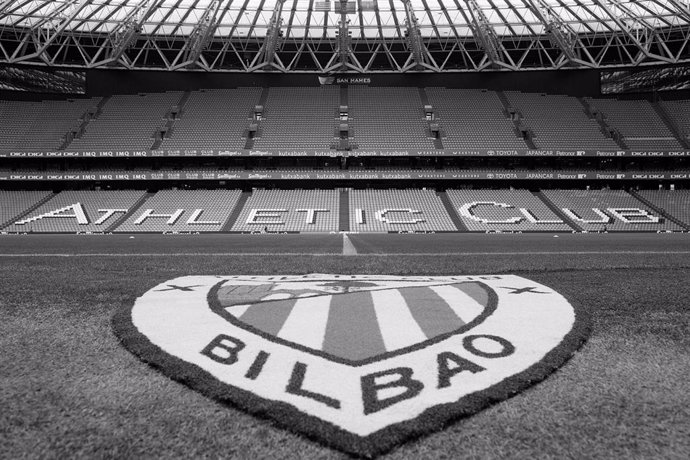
[209,278,496,365]
[113,274,589,457]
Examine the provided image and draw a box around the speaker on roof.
[314,1,331,12]
[334,1,356,14]
[360,1,377,11]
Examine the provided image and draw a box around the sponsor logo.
[114,274,588,457]
[318,76,336,85]
[319,76,372,85]
[526,173,554,179]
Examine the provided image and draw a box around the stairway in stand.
[339,188,350,232]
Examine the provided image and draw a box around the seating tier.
[586,98,682,150]
[253,87,339,149]
[659,99,690,145]
[0,191,53,227]
[3,190,146,232]
[0,98,99,150]
[349,189,456,232]
[636,190,690,226]
[231,189,339,232]
[70,92,182,151]
[427,88,527,150]
[349,87,433,150]
[161,88,262,150]
[447,189,570,232]
[505,91,619,150]
[115,189,241,233]
[542,189,682,231]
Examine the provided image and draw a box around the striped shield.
[211,277,494,364]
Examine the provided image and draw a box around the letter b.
[361,367,424,415]
[200,334,245,365]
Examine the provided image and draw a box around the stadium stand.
[0,98,100,150]
[504,92,619,150]
[349,189,457,232]
[348,87,434,149]
[69,92,182,151]
[0,190,53,228]
[4,89,690,154]
[3,190,147,233]
[585,98,682,150]
[658,99,690,146]
[446,189,571,232]
[635,190,690,227]
[425,88,527,150]
[252,87,339,149]
[161,88,263,150]
[542,189,682,231]
[231,189,339,232]
[114,189,242,233]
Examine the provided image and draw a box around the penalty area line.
[342,234,358,256]
[1,250,690,257]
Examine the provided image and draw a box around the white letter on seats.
[459,202,523,224]
[297,209,329,224]
[187,209,220,225]
[607,208,659,224]
[561,208,611,224]
[247,209,287,225]
[376,209,425,225]
[94,209,127,225]
[134,209,184,225]
[15,203,89,225]
[356,209,365,225]
[519,208,563,224]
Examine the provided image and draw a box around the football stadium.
[1,1,689,458]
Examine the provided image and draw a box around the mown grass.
[0,254,688,459]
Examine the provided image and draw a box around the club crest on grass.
[113,274,589,457]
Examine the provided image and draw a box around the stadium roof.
[1,0,689,72]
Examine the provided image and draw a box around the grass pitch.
[1,234,689,459]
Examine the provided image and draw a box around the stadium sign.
[113,274,589,457]
[3,148,690,158]
[318,75,372,85]
[2,171,687,181]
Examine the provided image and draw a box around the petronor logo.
[113,274,589,457]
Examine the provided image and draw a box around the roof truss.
[0,0,688,72]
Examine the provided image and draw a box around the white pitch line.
[1,250,690,257]
[342,234,358,256]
